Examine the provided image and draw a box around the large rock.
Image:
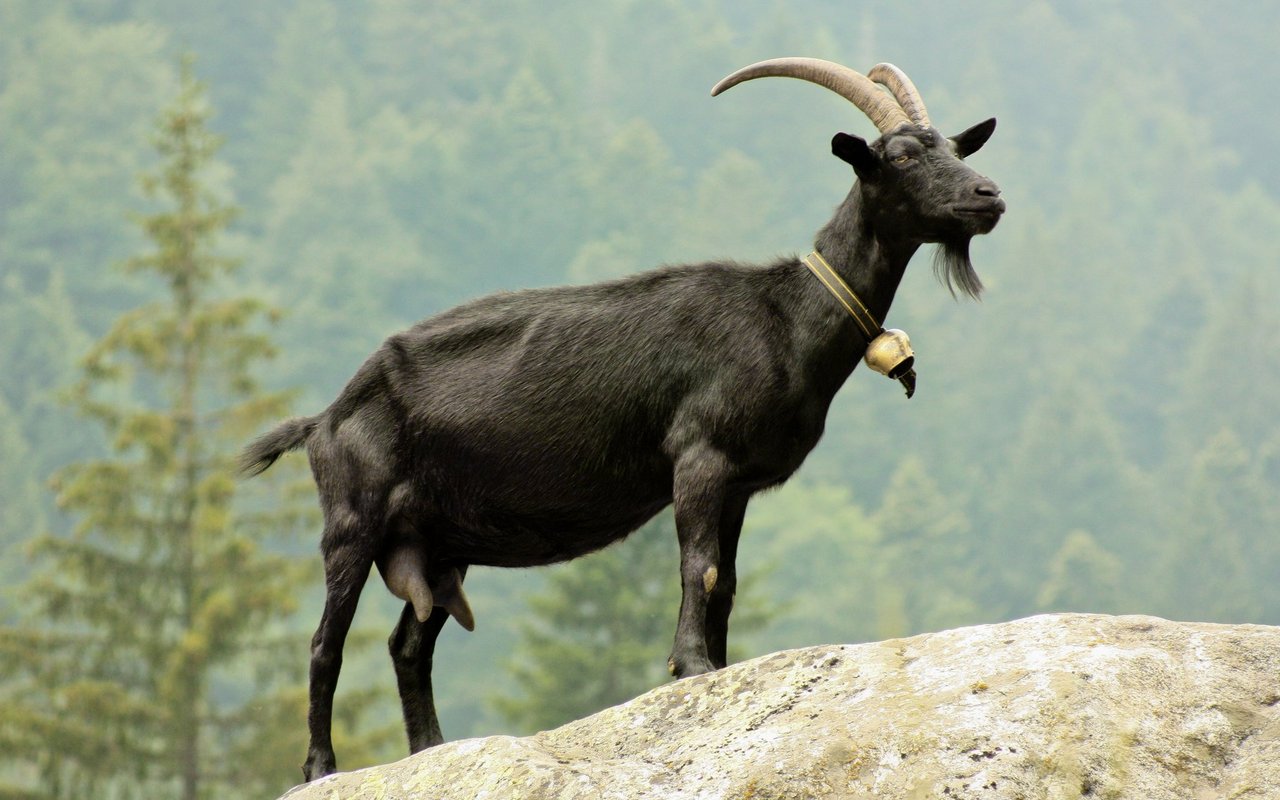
[282,614,1280,799]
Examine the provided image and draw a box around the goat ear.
[950,117,996,159]
[832,132,879,180]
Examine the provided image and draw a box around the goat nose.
[973,180,1001,197]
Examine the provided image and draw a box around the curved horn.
[711,57,911,134]
[867,63,930,129]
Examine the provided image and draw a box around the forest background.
[1,1,1278,797]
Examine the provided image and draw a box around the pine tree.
[240,0,355,211]
[0,13,172,332]
[260,84,433,395]
[1035,529,1124,613]
[0,60,348,800]
[871,457,979,638]
[742,480,880,650]
[1156,428,1264,622]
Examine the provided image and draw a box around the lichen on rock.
[281,614,1280,800]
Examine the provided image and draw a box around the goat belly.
[426,496,670,567]
[407,418,675,567]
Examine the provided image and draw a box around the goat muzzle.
[864,329,917,398]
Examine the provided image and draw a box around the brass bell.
[864,329,915,380]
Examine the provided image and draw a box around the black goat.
[241,58,1004,782]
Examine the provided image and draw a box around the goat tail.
[238,416,318,477]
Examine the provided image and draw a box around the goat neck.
[811,186,920,329]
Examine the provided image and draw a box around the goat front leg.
[668,446,730,679]
[303,539,374,782]
[705,492,748,669]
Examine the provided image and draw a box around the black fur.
[239,416,316,476]
[243,115,1004,782]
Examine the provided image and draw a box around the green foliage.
[493,513,770,734]
[239,0,356,209]
[492,517,682,734]
[743,481,880,649]
[871,458,979,637]
[259,84,432,387]
[0,62,339,800]
[0,13,172,328]
[742,466,979,649]
[1036,530,1123,614]
[2,0,1280,770]
[1155,429,1271,622]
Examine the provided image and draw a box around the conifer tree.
[0,60,373,800]
[872,457,978,637]
[743,480,879,650]
[1157,428,1264,622]
[1035,529,1123,613]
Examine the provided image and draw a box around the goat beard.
[933,237,983,300]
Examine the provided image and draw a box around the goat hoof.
[302,752,337,783]
[668,654,716,679]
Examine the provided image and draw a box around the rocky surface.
[282,614,1280,799]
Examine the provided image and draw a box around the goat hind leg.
[303,540,375,782]
[388,602,450,752]
[388,565,467,753]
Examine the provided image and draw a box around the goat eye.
[892,154,912,165]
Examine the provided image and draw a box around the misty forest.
[1,1,1278,797]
